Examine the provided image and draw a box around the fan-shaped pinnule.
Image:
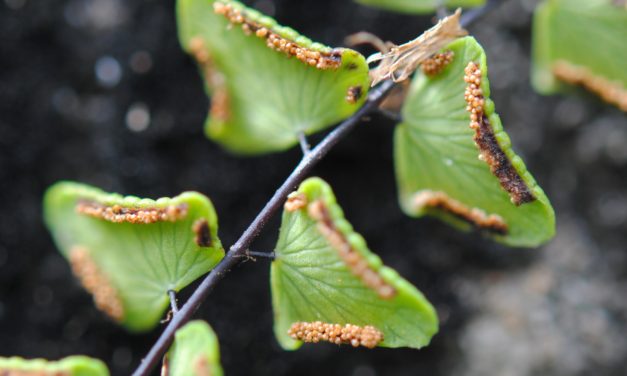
[163,321,223,376]
[43,181,224,331]
[271,177,438,350]
[0,355,109,376]
[177,0,371,154]
[532,0,627,112]
[394,36,555,247]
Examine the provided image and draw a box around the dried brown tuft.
[288,321,383,349]
[552,60,627,112]
[368,9,467,85]
[214,1,342,70]
[284,192,308,212]
[70,246,124,322]
[464,61,535,205]
[421,50,454,76]
[76,200,188,224]
[307,200,396,299]
[413,190,508,234]
[193,218,212,247]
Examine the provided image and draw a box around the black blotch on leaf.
[193,219,212,247]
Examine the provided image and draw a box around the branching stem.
[132,80,394,376]
[245,250,276,259]
[297,131,311,155]
[132,2,503,374]
[168,290,179,314]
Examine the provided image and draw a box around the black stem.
[132,80,394,376]
[460,0,502,27]
[245,250,276,259]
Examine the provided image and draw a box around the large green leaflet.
[0,355,109,376]
[532,0,627,107]
[271,177,438,350]
[395,36,555,247]
[356,0,485,14]
[177,0,371,154]
[44,182,224,332]
[164,321,223,376]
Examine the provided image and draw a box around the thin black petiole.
[132,80,395,376]
[168,290,179,314]
[460,0,503,27]
[246,250,276,259]
[298,131,311,155]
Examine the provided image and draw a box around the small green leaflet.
[163,321,223,376]
[0,355,109,376]
[356,0,485,14]
[395,36,555,247]
[532,0,627,111]
[44,182,224,332]
[271,177,438,350]
[177,0,371,154]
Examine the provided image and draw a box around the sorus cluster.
[70,247,123,321]
[421,50,454,76]
[345,85,363,104]
[288,321,383,349]
[463,61,536,206]
[188,36,230,122]
[76,201,188,224]
[463,61,485,131]
[284,192,308,212]
[413,190,507,234]
[213,1,341,70]
[307,200,396,299]
[0,366,70,376]
[553,60,627,112]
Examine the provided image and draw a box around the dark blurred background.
[1,0,626,375]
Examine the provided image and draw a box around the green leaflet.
[44,182,224,332]
[395,36,555,247]
[356,0,485,14]
[532,0,627,111]
[0,355,109,376]
[271,177,438,350]
[164,321,223,376]
[177,0,371,154]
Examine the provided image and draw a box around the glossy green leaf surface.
[532,0,627,101]
[0,356,109,376]
[271,177,438,350]
[356,0,485,14]
[44,182,224,332]
[395,36,555,247]
[177,0,371,154]
[164,321,223,376]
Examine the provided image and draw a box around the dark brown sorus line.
[132,1,504,374]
